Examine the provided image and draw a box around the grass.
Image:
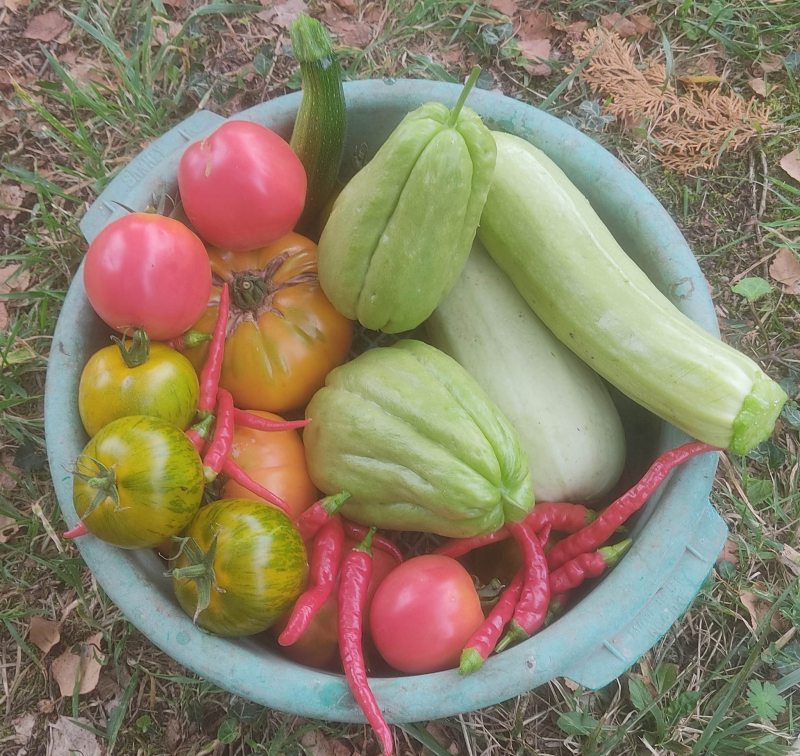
[1,0,800,753]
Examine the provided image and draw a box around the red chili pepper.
[526,502,597,533]
[279,514,344,646]
[459,568,523,675]
[549,539,632,594]
[547,441,718,570]
[342,520,404,564]
[197,283,229,417]
[338,527,393,756]
[63,521,90,539]
[221,458,290,515]
[538,523,552,547]
[433,527,510,559]
[166,329,212,351]
[185,414,214,454]
[233,408,312,433]
[202,389,235,482]
[294,492,351,541]
[496,520,550,652]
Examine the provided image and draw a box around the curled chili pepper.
[496,520,550,652]
[294,491,351,541]
[547,441,718,570]
[338,527,394,756]
[185,413,214,454]
[549,539,631,594]
[197,283,229,418]
[341,520,404,564]
[459,569,523,675]
[279,514,344,646]
[202,389,234,482]
[166,329,212,351]
[221,458,291,515]
[233,408,312,433]
[63,521,90,539]
[527,502,597,534]
[433,528,510,559]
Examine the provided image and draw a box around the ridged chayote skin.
[317,101,496,333]
[303,340,535,538]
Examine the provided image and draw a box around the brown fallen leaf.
[757,53,784,74]
[519,38,551,62]
[0,513,17,543]
[50,717,103,756]
[738,590,784,633]
[0,450,20,490]
[332,0,357,12]
[716,537,739,565]
[565,20,588,35]
[425,721,458,755]
[0,303,8,331]
[300,729,350,756]
[780,146,800,184]
[748,78,767,96]
[324,8,371,48]
[629,14,655,34]
[563,678,580,691]
[1,0,30,12]
[0,184,25,221]
[260,0,307,29]
[162,0,185,6]
[51,632,104,698]
[0,262,31,293]
[38,698,56,714]
[518,9,553,41]
[152,21,183,46]
[491,0,518,17]
[600,12,638,37]
[23,11,71,42]
[165,716,183,752]
[769,248,800,295]
[13,713,36,745]
[779,544,800,576]
[29,616,61,655]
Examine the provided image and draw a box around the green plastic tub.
[44,80,727,723]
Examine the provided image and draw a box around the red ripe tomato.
[178,121,307,251]
[369,555,484,674]
[84,214,211,341]
[272,538,399,670]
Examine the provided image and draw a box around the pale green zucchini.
[478,132,786,455]
[426,241,626,503]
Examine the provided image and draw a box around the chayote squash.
[303,339,534,538]
[317,69,496,333]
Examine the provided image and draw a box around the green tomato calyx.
[233,274,269,310]
[73,455,121,519]
[112,328,151,368]
[165,534,225,623]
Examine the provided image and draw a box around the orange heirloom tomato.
[184,233,353,413]
[223,410,318,520]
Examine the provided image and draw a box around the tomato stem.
[111,327,151,368]
[163,534,223,623]
[72,455,120,518]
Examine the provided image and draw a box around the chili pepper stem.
[600,538,632,565]
[459,647,486,675]
[495,620,527,653]
[323,490,351,515]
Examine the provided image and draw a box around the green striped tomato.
[172,499,308,637]
[73,415,204,549]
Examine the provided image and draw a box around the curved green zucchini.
[478,132,786,455]
[426,241,626,503]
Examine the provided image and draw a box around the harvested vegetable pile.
[49,13,788,756]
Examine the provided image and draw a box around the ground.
[1,0,799,754]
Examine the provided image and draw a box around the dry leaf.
[0,184,24,221]
[0,451,20,490]
[324,7,371,48]
[1,0,29,12]
[13,713,36,745]
[51,632,104,697]
[38,698,56,714]
[563,678,580,691]
[769,248,800,295]
[50,717,103,756]
[0,263,31,293]
[300,729,350,756]
[0,302,8,331]
[717,537,739,565]
[23,11,71,42]
[518,9,553,41]
[600,12,638,37]
[491,0,518,17]
[780,146,800,183]
[425,722,458,755]
[332,0,357,12]
[757,53,784,74]
[152,21,183,46]
[779,544,800,576]
[162,0,185,6]
[748,78,767,96]
[260,0,307,29]
[29,616,61,655]
[738,590,784,633]
[165,717,183,752]
[519,38,551,62]
[565,20,588,37]
[629,14,655,34]
[0,513,17,542]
